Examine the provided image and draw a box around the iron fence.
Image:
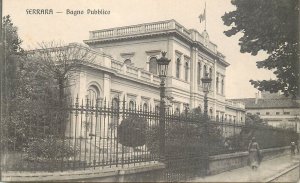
[1,96,297,181]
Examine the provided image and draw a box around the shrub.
[117,115,147,147]
[25,136,79,162]
[146,108,224,157]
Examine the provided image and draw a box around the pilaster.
[78,71,87,100]
[103,73,111,101]
[190,47,198,108]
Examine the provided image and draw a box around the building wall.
[247,108,300,129]
[80,20,244,123]
[90,37,169,70]
[87,34,232,119]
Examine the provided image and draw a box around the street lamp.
[157,51,170,161]
[201,71,212,173]
[201,72,212,118]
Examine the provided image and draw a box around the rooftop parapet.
[87,19,218,54]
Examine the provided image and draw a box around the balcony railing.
[88,20,217,53]
[89,20,173,39]
[107,59,160,85]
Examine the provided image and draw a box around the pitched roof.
[229,98,300,109]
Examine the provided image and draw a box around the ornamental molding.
[120,52,135,59]
[145,50,161,56]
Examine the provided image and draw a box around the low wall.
[2,161,165,182]
[208,146,290,175]
[2,146,290,181]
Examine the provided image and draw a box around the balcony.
[111,59,160,85]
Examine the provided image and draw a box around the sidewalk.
[192,154,300,182]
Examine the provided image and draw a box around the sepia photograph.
[0,0,299,182]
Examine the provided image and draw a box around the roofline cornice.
[84,30,229,66]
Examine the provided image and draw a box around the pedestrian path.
[192,154,300,182]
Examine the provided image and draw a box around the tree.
[245,113,265,126]
[222,0,299,97]
[2,15,23,56]
[23,42,98,138]
[1,16,60,150]
[2,15,24,115]
[27,42,97,106]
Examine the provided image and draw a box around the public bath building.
[69,19,245,124]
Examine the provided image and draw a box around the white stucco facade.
[78,19,245,122]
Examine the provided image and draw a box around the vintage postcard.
[1,0,299,182]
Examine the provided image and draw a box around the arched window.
[176,58,180,78]
[149,57,157,75]
[155,105,159,113]
[209,108,213,119]
[175,107,180,115]
[86,85,100,136]
[110,97,119,129]
[185,62,189,81]
[203,65,207,77]
[216,77,219,94]
[87,85,100,107]
[129,100,135,111]
[143,103,148,111]
[124,59,131,65]
[112,98,119,110]
[221,79,224,95]
[197,62,201,85]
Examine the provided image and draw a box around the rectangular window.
[176,58,180,79]
[256,112,260,115]
[284,112,290,115]
[184,61,189,82]
[276,112,280,115]
[266,112,270,115]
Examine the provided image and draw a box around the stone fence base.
[2,146,290,181]
[208,146,290,175]
[2,161,165,182]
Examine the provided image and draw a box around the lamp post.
[201,72,212,172]
[157,51,170,161]
[201,72,212,119]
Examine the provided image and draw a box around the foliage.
[117,115,147,147]
[2,52,66,150]
[1,17,71,150]
[25,137,79,162]
[245,113,265,126]
[28,42,97,105]
[228,114,298,151]
[146,107,225,156]
[2,15,23,56]
[222,0,299,97]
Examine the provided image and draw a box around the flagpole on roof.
[204,1,207,31]
[198,1,207,32]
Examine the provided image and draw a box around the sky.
[3,0,275,99]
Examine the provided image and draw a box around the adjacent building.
[230,91,300,131]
